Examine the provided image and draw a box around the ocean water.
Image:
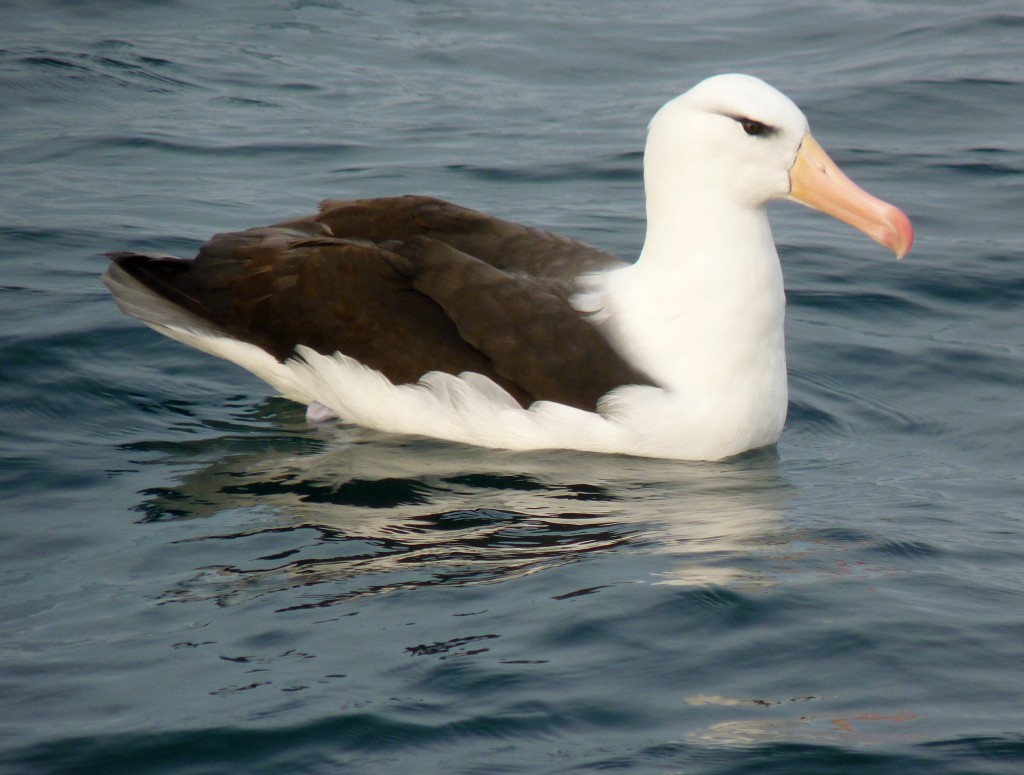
[2,1,1023,772]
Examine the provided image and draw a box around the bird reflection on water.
[126,399,799,609]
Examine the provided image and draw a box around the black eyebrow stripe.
[721,113,769,125]
[723,114,778,137]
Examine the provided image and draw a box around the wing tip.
[102,254,221,336]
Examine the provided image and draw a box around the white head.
[646,73,808,208]
[644,74,913,257]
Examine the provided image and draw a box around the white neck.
[592,176,789,453]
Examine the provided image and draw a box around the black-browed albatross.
[104,74,913,461]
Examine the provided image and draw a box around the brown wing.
[105,197,650,411]
[391,236,650,410]
[287,195,627,280]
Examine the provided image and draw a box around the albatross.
[104,74,913,461]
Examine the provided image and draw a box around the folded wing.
[104,196,650,412]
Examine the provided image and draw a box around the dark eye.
[738,117,772,137]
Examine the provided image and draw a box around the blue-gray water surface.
[2,1,1023,773]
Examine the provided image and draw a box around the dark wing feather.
[305,196,627,279]
[393,236,650,410]
[105,196,650,411]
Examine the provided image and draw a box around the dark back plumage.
[105,196,652,411]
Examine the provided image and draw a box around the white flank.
[148,324,777,461]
